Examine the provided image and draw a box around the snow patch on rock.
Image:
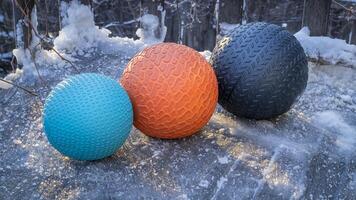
[0,69,23,89]
[295,27,356,66]
[7,1,166,85]
[55,1,144,56]
[3,6,40,87]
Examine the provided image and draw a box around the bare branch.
[0,78,38,96]
[13,0,79,73]
[51,48,79,73]
[332,0,356,17]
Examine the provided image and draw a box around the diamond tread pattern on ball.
[121,43,218,138]
[44,73,133,160]
[211,23,271,106]
[211,22,308,119]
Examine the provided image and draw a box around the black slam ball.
[210,22,308,119]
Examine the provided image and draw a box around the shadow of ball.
[210,22,308,119]
[43,73,133,160]
[120,43,218,139]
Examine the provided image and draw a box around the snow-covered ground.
[294,27,356,67]
[1,2,356,200]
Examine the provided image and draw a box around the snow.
[0,67,23,89]
[2,7,39,89]
[219,22,239,35]
[54,1,111,54]
[295,27,356,67]
[54,1,144,56]
[0,52,12,59]
[0,31,14,37]
[136,14,166,45]
[217,24,356,67]
[313,111,356,153]
[0,81,12,90]
[0,14,4,23]
[212,176,228,199]
[3,0,166,89]
[1,1,356,199]
[15,20,24,49]
[199,50,212,60]
[198,180,210,188]
[217,155,229,164]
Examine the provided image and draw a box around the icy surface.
[1,2,356,199]
[1,47,355,200]
[295,27,356,67]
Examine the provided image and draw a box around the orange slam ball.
[120,43,218,139]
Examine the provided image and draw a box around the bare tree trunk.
[220,0,243,24]
[157,0,166,40]
[246,0,267,22]
[164,3,180,43]
[83,0,93,7]
[35,0,61,36]
[350,20,356,45]
[302,0,332,36]
[180,0,217,51]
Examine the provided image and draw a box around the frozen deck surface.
[0,53,355,200]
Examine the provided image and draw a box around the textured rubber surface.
[210,22,308,119]
[43,73,133,160]
[121,43,218,139]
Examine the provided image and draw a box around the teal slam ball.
[43,73,133,160]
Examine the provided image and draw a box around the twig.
[0,78,38,96]
[11,56,17,72]
[14,0,41,39]
[29,43,49,87]
[104,19,139,28]
[2,88,18,105]
[51,48,79,72]
[14,0,79,73]
[332,0,356,17]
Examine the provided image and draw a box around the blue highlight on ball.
[43,73,133,160]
